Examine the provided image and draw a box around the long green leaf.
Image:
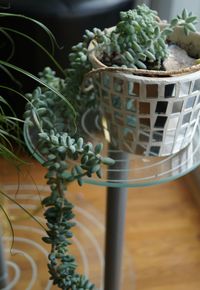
[3,116,24,123]
[0,129,23,144]
[0,64,22,87]
[0,60,77,118]
[0,203,14,251]
[0,13,60,54]
[0,144,26,164]
[0,116,22,141]
[1,27,65,77]
[0,131,13,148]
[0,190,46,231]
[0,85,31,111]
[0,27,15,61]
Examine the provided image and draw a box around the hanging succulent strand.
[24,77,114,289]
[38,131,113,289]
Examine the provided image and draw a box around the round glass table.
[23,108,200,290]
[24,108,200,188]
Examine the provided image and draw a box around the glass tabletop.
[24,108,200,188]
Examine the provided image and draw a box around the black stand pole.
[0,232,8,289]
[104,145,129,290]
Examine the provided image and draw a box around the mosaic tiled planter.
[88,27,200,156]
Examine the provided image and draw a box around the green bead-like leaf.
[90,164,100,174]
[38,132,50,141]
[186,16,198,23]
[48,154,57,161]
[96,169,102,179]
[51,135,59,145]
[57,146,67,154]
[186,23,196,32]
[135,60,147,69]
[170,18,179,26]
[94,143,103,154]
[77,137,84,149]
[182,8,188,20]
[77,178,83,186]
[124,51,134,62]
[101,157,115,165]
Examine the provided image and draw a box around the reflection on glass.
[112,95,121,109]
[186,96,196,109]
[146,84,158,98]
[155,101,168,114]
[172,101,183,113]
[154,116,167,128]
[164,84,175,98]
[153,131,163,142]
[113,77,123,93]
[182,112,192,124]
[167,117,179,130]
[139,102,150,114]
[128,82,140,97]
[165,130,176,143]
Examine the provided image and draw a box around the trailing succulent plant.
[24,77,115,289]
[39,131,112,290]
[23,5,198,288]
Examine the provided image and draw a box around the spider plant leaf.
[0,13,60,54]
[0,27,15,62]
[0,131,14,149]
[1,27,65,77]
[0,128,23,145]
[0,203,14,251]
[0,144,26,164]
[0,85,32,112]
[0,60,77,118]
[0,190,46,231]
[0,64,22,87]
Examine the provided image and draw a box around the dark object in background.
[0,0,133,117]
[6,0,134,77]
[0,0,134,117]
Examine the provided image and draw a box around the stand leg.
[0,233,8,288]
[104,147,129,290]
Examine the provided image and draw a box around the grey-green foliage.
[0,95,22,163]
[38,130,113,290]
[25,68,73,133]
[62,5,198,111]
[24,78,115,289]
[103,5,198,69]
[64,28,105,109]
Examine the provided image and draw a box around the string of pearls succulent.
[24,78,114,289]
[39,130,113,290]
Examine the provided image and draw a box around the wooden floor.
[1,155,200,290]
